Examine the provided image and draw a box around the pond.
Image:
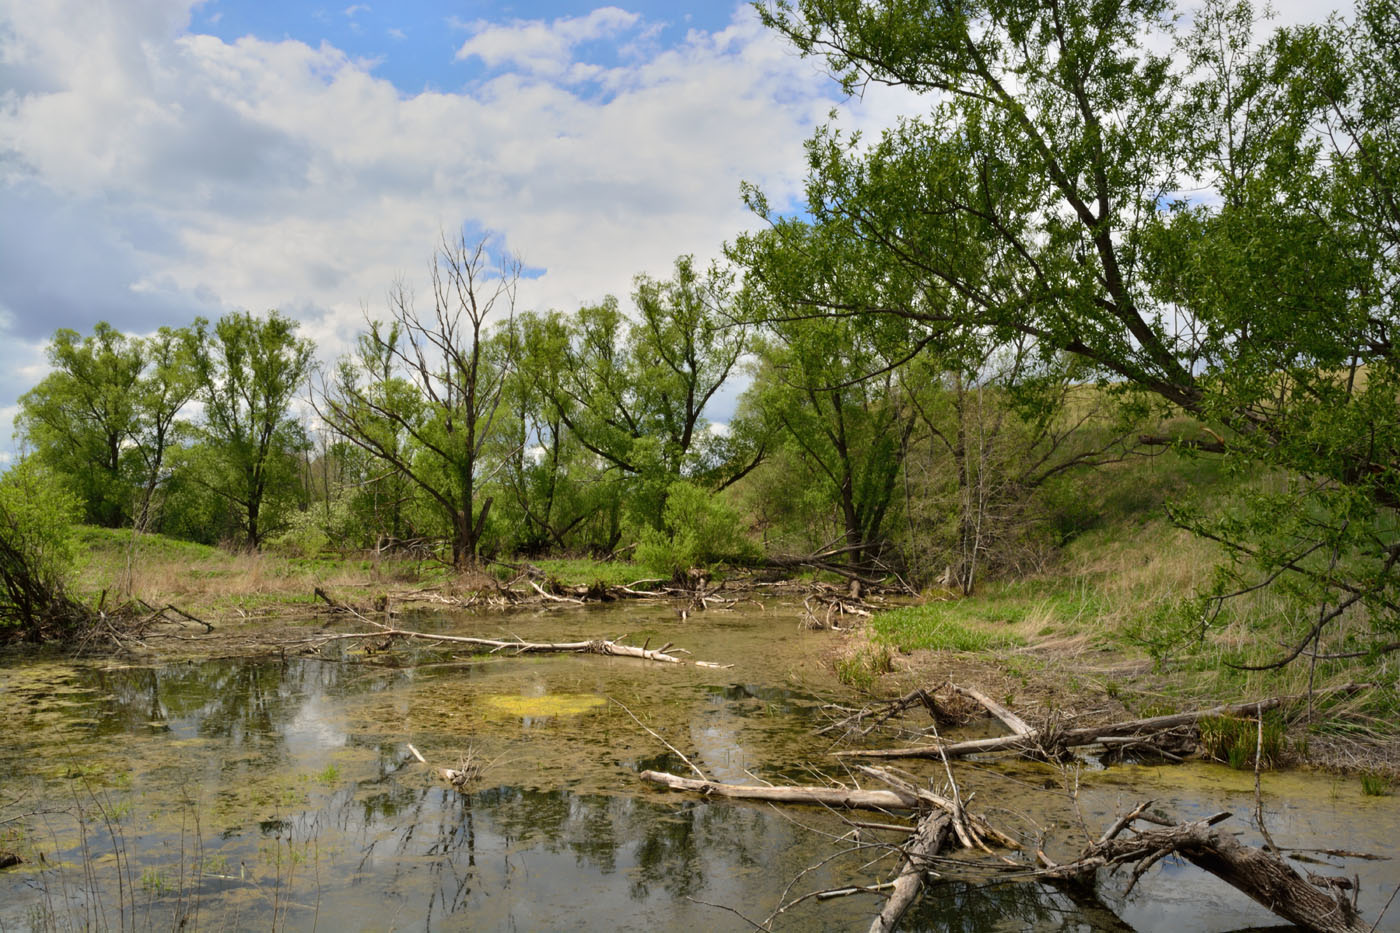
[1,601,1397,931]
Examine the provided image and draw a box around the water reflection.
[2,611,1398,931]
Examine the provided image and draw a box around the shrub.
[635,481,760,578]
[0,460,87,641]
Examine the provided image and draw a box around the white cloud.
[454,7,642,78]
[0,1,863,384]
[9,0,1350,449]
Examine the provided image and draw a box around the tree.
[745,314,916,568]
[131,326,202,530]
[544,256,756,533]
[741,0,1400,663]
[17,323,145,527]
[0,458,85,642]
[189,311,315,549]
[316,232,518,569]
[16,322,201,531]
[496,311,608,554]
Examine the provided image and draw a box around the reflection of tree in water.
[476,786,621,874]
[630,799,768,902]
[903,879,1127,932]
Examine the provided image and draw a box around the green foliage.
[872,602,1026,654]
[317,233,516,568]
[16,323,200,531]
[0,459,84,640]
[741,0,1400,665]
[529,558,644,588]
[834,643,893,692]
[1199,713,1288,770]
[635,481,759,578]
[188,311,314,549]
[1361,773,1393,796]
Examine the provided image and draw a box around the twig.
[610,697,708,780]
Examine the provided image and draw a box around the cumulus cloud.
[0,0,909,450]
[455,7,642,78]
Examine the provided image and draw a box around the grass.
[873,601,1028,653]
[1199,712,1289,770]
[1361,772,1392,796]
[72,526,435,616]
[526,557,649,588]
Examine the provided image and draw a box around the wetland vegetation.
[4,0,1400,927]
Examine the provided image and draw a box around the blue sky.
[0,0,1350,458]
[190,1,742,94]
[0,0,881,452]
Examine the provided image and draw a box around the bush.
[0,460,86,641]
[635,481,759,578]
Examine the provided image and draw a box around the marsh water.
[1,601,1396,931]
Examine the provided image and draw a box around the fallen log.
[640,768,1018,851]
[1041,809,1370,933]
[950,683,1032,736]
[309,627,732,668]
[838,686,1369,761]
[870,810,951,933]
[640,770,915,810]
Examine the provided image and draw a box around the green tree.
[189,311,315,549]
[316,233,518,569]
[17,323,145,527]
[745,315,916,568]
[743,0,1400,662]
[496,311,610,554]
[545,256,757,533]
[131,326,202,529]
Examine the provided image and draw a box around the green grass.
[1361,773,1392,796]
[75,525,221,563]
[872,601,1027,653]
[529,558,648,588]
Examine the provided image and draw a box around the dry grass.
[75,527,435,617]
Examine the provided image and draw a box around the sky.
[0,0,1349,459]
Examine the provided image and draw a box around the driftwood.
[870,810,950,933]
[309,625,731,668]
[950,683,1033,736]
[838,686,1370,761]
[640,770,914,811]
[1039,806,1370,933]
[640,768,1017,850]
[817,687,951,739]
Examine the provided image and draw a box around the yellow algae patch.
[481,694,605,718]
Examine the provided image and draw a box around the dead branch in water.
[837,685,1372,762]
[305,625,732,668]
[1035,806,1371,933]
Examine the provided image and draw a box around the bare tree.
[316,231,519,569]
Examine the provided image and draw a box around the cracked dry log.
[869,809,951,933]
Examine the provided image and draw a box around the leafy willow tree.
[17,323,145,527]
[496,311,609,554]
[745,315,916,568]
[741,0,1400,664]
[316,233,518,569]
[16,322,200,529]
[542,256,758,534]
[189,310,315,550]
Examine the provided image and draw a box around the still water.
[1,602,1396,931]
